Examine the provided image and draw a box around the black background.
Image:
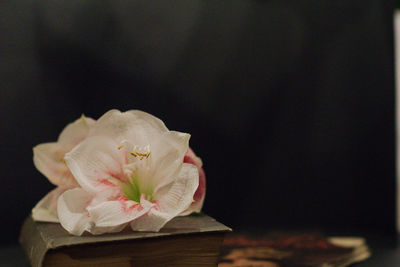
[0,0,395,245]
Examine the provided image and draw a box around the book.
[219,232,370,267]
[19,213,231,267]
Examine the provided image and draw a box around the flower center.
[121,173,154,203]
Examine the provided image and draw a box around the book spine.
[19,216,48,267]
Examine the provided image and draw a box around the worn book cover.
[20,213,231,267]
[219,232,370,267]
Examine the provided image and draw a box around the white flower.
[58,110,199,235]
[32,115,95,222]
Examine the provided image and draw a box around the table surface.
[2,233,400,266]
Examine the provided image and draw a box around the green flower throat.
[122,173,154,203]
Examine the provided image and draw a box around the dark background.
[0,0,395,245]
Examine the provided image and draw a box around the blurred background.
[0,0,395,245]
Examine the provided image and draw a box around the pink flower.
[32,110,205,235]
[57,110,199,235]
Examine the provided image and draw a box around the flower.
[58,110,199,235]
[32,115,95,222]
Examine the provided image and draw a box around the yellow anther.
[130,151,150,160]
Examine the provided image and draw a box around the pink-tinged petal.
[59,188,155,235]
[194,167,206,204]
[64,136,127,194]
[32,187,66,222]
[33,143,79,188]
[89,109,167,146]
[180,166,206,215]
[57,188,93,236]
[87,190,152,228]
[185,148,203,168]
[180,149,206,215]
[58,115,95,147]
[131,163,198,231]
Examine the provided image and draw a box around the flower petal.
[180,166,206,215]
[126,110,168,132]
[33,143,79,188]
[87,189,152,228]
[32,187,66,222]
[129,209,168,232]
[156,163,199,214]
[185,148,203,168]
[57,188,93,236]
[151,131,191,190]
[131,163,198,231]
[58,187,155,235]
[89,109,167,146]
[64,136,126,193]
[180,149,206,215]
[88,223,128,235]
[58,115,95,147]
[33,115,95,188]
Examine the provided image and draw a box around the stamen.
[129,145,151,160]
[132,151,150,160]
[136,152,150,157]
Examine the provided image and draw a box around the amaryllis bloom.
[32,115,95,222]
[58,110,199,235]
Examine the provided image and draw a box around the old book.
[219,232,370,267]
[19,213,231,267]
